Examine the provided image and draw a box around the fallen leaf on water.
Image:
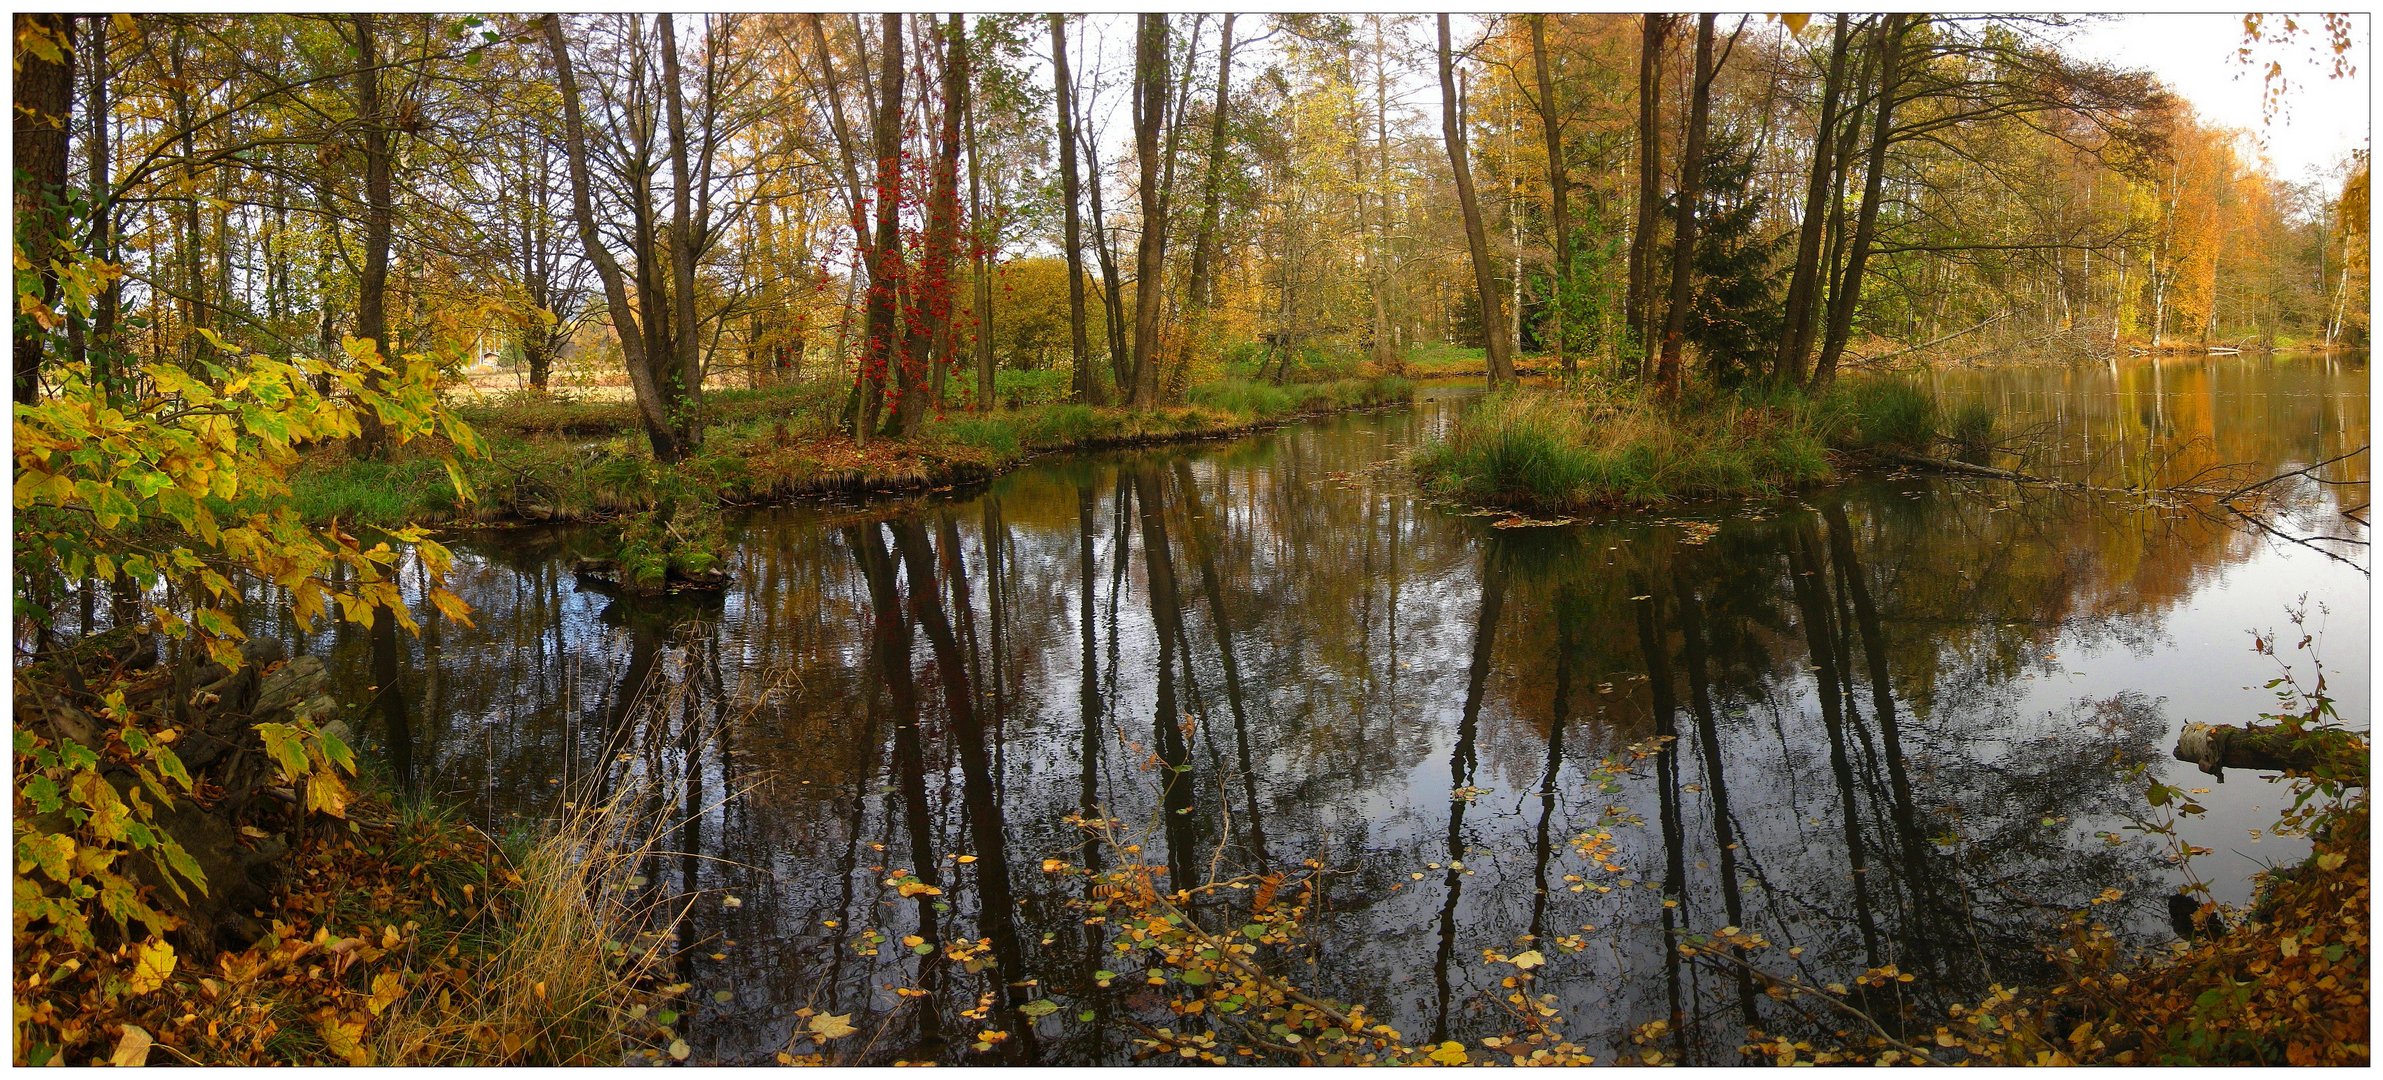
[810,1012,858,1040]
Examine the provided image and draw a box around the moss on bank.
[1412,376,1952,511]
[292,375,1413,529]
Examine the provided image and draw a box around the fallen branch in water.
[1883,444,2369,504]
[1885,444,2372,574]
[2173,722,2369,782]
[1847,311,2012,367]
[2215,445,2371,503]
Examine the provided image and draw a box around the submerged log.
[2173,722,2367,782]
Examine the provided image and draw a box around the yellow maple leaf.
[1510,950,1546,971]
[810,1012,858,1041]
[1428,1041,1470,1066]
[319,1017,371,1066]
[127,940,176,996]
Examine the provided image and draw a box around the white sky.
[1057,13,2370,191]
[2064,12,2371,185]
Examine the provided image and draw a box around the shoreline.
[296,376,1417,533]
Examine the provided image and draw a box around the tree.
[1683,134,1786,384]
[1774,15,1854,386]
[14,13,73,404]
[1185,14,1236,312]
[1625,14,1668,370]
[1810,13,1907,388]
[348,14,396,456]
[1438,14,1514,387]
[1127,14,1171,405]
[1530,15,1572,377]
[1653,15,1721,398]
[1051,15,1101,405]
[855,13,907,440]
[541,14,722,461]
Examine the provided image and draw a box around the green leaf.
[254,722,311,780]
[22,774,62,814]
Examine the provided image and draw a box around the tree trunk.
[1438,15,1513,387]
[12,14,70,403]
[1654,16,1716,399]
[1531,15,1571,378]
[1625,15,1666,373]
[854,13,908,443]
[1812,14,1908,389]
[1186,14,1235,311]
[1052,15,1102,406]
[658,14,705,452]
[84,14,119,402]
[1774,15,1851,387]
[1083,125,1131,394]
[1127,14,1171,406]
[352,14,395,456]
[890,15,964,436]
[1369,17,1400,373]
[962,21,996,411]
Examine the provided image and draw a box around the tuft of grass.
[1946,400,1996,457]
[1823,376,1939,451]
[1416,378,1906,511]
[1185,379,1298,418]
[372,791,678,1066]
[288,454,460,529]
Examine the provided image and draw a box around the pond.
[292,353,2366,1065]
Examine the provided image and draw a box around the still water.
[308,354,2367,1064]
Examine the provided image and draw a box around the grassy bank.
[1413,376,1982,511]
[293,374,1413,529]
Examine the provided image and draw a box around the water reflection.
[274,358,2362,1065]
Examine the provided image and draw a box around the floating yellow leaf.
[810,1012,858,1040]
[1428,1041,1470,1065]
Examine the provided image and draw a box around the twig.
[1684,946,1938,1062]
[2215,445,2369,503]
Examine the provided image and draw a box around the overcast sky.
[2064,12,2370,184]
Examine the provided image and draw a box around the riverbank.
[292,374,1413,530]
[11,635,670,1066]
[1414,375,1983,512]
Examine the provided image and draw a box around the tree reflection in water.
[269,362,2363,1065]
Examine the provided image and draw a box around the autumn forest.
[10,10,2371,1070]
